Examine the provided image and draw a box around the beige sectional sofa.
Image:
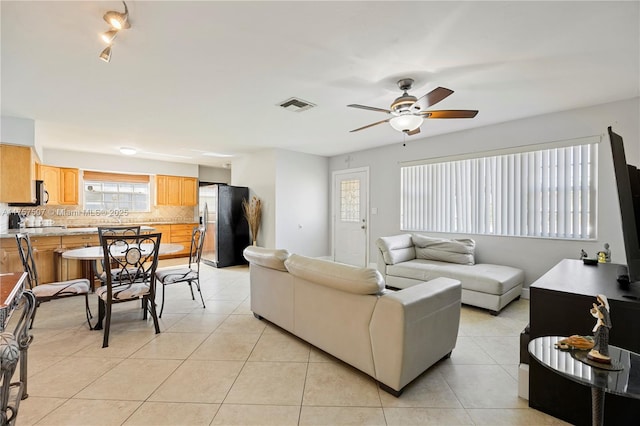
[376,234,524,315]
[243,246,462,396]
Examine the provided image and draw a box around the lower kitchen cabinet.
[170,223,198,257]
[0,239,24,276]
[150,223,198,258]
[59,234,99,281]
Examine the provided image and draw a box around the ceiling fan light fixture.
[119,147,137,155]
[99,46,112,62]
[103,1,130,30]
[389,114,424,133]
[100,29,119,44]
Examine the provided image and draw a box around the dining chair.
[155,226,206,317]
[15,233,92,329]
[95,232,162,348]
[97,225,142,284]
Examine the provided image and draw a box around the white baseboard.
[521,287,530,299]
[518,363,529,400]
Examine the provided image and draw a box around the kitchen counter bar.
[0,225,158,239]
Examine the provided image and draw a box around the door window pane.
[340,179,360,222]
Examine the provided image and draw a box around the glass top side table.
[528,336,640,426]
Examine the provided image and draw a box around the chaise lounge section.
[376,234,524,315]
[243,246,462,396]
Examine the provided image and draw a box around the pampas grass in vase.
[243,196,262,245]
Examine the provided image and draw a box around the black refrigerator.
[199,183,250,268]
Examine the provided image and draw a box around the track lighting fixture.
[100,29,118,44]
[103,1,130,30]
[99,46,112,63]
[98,1,131,63]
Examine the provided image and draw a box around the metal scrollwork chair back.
[15,233,92,329]
[155,226,206,317]
[95,232,162,348]
[97,226,142,284]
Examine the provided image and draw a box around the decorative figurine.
[603,243,611,262]
[580,249,588,260]
[588,294,612,364]
[597,251,606,263]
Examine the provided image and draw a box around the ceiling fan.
[347,78,478,136]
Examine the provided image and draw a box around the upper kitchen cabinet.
[156,175,198,206]
[37,165,79,205]
[59,168,79,205]
[0,144,36,203]
[38,165,60,204]
[181,177,198,206]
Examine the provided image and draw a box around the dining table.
[61,243,184,287]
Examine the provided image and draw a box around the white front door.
[333,168,369,267]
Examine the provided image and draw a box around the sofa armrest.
[376,248,388,276]
[369,277,461,392]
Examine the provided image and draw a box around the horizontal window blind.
[83,171,149,183]
[401,141,598,239]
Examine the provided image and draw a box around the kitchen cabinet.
[150,223,197,257]
[38,165,79,205]
[170,223,197,257]
[59,234,99,281]
[29,236,60,284]
[38,165,60,205]
[0,144,35,203]
[181,178,198,206]
[0,239,24,276]
[59,168,79,205]
[155,175,198,206]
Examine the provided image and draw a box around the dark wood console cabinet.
[529,259,640,425]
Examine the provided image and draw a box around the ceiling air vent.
[278,97,316,112]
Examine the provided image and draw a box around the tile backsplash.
[9,204,198,227]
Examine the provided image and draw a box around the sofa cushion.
[387,259,523,296]
[376,234,416,265]
[412,234,476,265]
[285,254,385,295]
[243,246,290,271]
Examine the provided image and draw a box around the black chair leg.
[159,283,166,318]
[188,282,195,300]
[195,280,206,309]
[84,294,93,330]
[95,299,105,330]
[102,302,112,348]
[147,295,161,334]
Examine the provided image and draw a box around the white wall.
[329,97,640,286]
[43,148,198,177]
[232,149,330,256]
[232,150,277,248]
[275,150,329,257]
[199,165,231,183]
[1,116,35,146]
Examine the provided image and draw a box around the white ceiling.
[2,1,639,167]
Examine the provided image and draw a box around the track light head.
[100,29,119,44]
[103,1,130,30]
[99,46,112,63]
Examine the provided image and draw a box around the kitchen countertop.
[0,225,158,239]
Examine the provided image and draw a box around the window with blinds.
[401,140,598,239]
[83,171,150,212]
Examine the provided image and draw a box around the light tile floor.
[12,261,569,425]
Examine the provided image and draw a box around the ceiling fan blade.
[347,104,391,114]
[406,127,421,136]
[411,87,454,111]
[349,118,390,132]
[422,110,479,119]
